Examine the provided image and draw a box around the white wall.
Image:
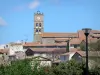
[34,53,52,58]
[9,44,24,55]
[0,44,8,49]
[60,55,69,62]
[40,61,51,66]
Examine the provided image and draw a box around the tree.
[80,42,85,51]
[50,60,85,75]
[89,39,100,51]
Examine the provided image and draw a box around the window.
[6,45,8,48]
[39,29,41,32]
[74,45,78,48]
[36,23,38,27]
[36,29,38,32]
[39,23,41,27]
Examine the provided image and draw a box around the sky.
[0,0,100,44]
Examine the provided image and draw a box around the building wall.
[34,11,44,42]
[9,44,24,55]
[60,55,69,62]
[15,51,25,59]
[0,45,5,49]
[34,53,52,59]
[40,61,52,66]
[70,44,80,48]
[0,44,9,49]
[42,38,55,44]
[30,60,52,67]
[72,53,82,62]
[0,53,9,64]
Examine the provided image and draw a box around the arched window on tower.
[39,29,41,32]
[39,23,41,27]
[36,29,38,32]
[36,23,38,27]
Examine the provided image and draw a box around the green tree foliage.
[49,60,85,75]
[0,59,33,75]
[89,65,100,75]
[0,58,49,75]
[0,59,100,75]
[89,39,100,51]
[80,42,85,51]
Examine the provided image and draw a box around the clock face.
[37,17,40,20]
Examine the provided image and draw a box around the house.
[8,42,24,56]
[25,48,66,61]
[0,44,9,49]
[60,51,83,62]
[0,49,9,65]
[15,51,26,60]
[22,11,100,55]
[60,50,100,69]
[70,38,84,49]
[29,56,52,67]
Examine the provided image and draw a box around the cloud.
[0,17,7,26]
[28,0,40,9]
[13,0,40,11]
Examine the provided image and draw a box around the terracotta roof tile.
[55,38,70,42]
[69,48,79,52]
[78,30,85,40]
[23,42,67,47]
[30,48,66,53]
[40,32,78,38]
[0,49,9,54]
[60,52,76,56]
[10,43,23,45]
[90,30,100,34]
[91,34,100,37]
[70,38,82,44]
[76,51,100,57]
[86,38,98,43]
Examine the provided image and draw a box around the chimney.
[25,42,26,44]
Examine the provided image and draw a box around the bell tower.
[34,11,44,42]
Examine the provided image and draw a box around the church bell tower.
[34,11,44,42]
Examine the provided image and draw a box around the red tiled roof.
[70,38,83,44]
[40,32,78,38]
[30,48,66,53]
[10,43,23,45]
[77,30,85,40]
[91,34,100,37]
[55,38,70,42]
[0,49,9,54]
[23,42,67,47]
[90,30,100,34]
[60,51,84,56]
[60,52,76,56]
[84,38,98,43]
[75,51,100,57]
[69,48,80,52]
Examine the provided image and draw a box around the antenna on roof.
[24,35,28,43]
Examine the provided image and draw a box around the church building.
[24,11,100,56]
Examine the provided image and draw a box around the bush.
[49,60,85,75]
[0,59,100,75]
[89,66,100,75]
